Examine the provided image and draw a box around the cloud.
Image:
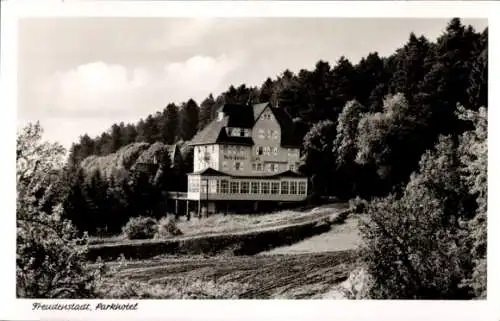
[161,19,215,49]
[28,54,242,147]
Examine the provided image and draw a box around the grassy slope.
[89,203,348,245]
[94,204,361,298]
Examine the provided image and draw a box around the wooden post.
[175,199,179,217]
[186,200,190,221]
[198,199,201,218]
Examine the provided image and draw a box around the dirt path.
[111,250,357,299]
[261,216,362,255]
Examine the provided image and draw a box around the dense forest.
[17,18,487,299]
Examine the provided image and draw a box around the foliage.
[339,267,373,299]
[358,111,487,299]
[359,193,472,299]
[122,216,158,240]
[17,122,105,298]
[457,106,487,298]
[155,215,183,239]
[97,278,250,299]
[349,196,368,214]
[302,120,336,196]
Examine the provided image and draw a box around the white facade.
[192,106,301,176]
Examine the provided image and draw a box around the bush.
[340,267,373,299]
[359,193,472,299]
[122,216,158,240]
[16,122,107,298]
[349,196,368,214]
[154,216,183,239]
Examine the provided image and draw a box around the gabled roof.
[189,167,227,176]
[270,108,302,147]
[252,102,269,121]
[189,102,301,147]
[218,103,255,128]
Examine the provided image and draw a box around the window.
[241,181,249,194]
[220,180,229,193]
[266,129,271,139]
[256,146,263,156]
[252,163,256,171]
[209,179,217,193]
[289,164,295,171]
[257,163,262,171]
[231,128,239,136]
[239,146,245,154]
[273,147,278,156]
[290,181,298,194]
[240,128,245,137]
[258,129,265,139]
[281,181,289,194]
[272,131,279,140]
[271,182,280,194]
[261,182,270,194]
[288,148,299,158]
[223,161,228,170]
[200,180,207,193]
[234,162,241,171]
[299,181,306,195]
[230,181,239,194]
[264,146,271,156]
[244,129,250,137]
[251,182,259,194]
[274,164,279,172]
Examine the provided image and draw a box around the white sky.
[17,18,488,149]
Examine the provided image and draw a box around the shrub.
[155,216,183,239]
[340,267,373,299]
[16,122,107,298]
[122,216,158,240]
[349,196,368,214]
[359,194,472,299]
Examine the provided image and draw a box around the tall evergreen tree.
[259,77,274,103]
[330,56,357,117]
[198,94,216,130]
[388,33,433,103]
[355,52,387,108]
[164,103,179,144]
[179,99,199,141]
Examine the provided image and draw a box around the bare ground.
[96,204,362,298]
[108,250,357,299]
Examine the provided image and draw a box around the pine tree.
[179,99,199,141]
[164,103,179,144]
[198,94,216,130]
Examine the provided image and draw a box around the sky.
[17,18,488,149]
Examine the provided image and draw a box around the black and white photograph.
[2,1,495,319]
